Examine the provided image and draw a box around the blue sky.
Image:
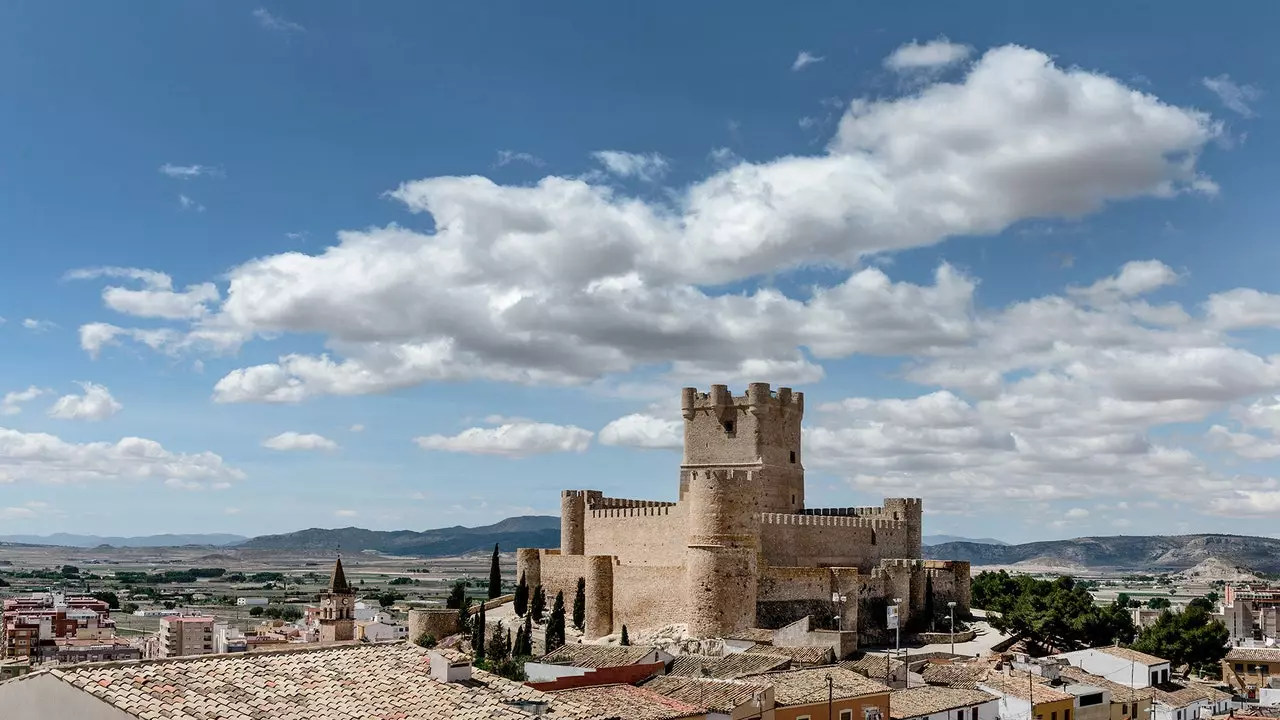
[2,2,1279,542]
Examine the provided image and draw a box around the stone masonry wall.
[583,501,688,566]
[758,511,918,572]
[536,552,589,609]
[612,565,687,633]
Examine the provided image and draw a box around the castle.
[517,383,971,649]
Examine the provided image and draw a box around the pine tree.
[446,580,467,609]
[488,544,502,600]
[514,572,529,617]
[530,584,546,621]
[471,601,487,662]
[547,590,567,652]
[486,621,509,662]
[620,625,630,646]
[572,576,586,631]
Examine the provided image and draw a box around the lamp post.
[827,673,834,720]
[948,601,957,656]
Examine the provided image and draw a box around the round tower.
[515,548,542,593]
[686,468,759,638]
[560,491,585,556]
[584,555,615,640]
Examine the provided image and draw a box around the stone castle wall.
[612,565,687,633]
[582,499,687,566]
[757,509,919,572]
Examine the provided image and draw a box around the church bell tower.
[318,556,355,642]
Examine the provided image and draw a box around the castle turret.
[680,383,804,513]
[584,555,615,640]
[686,468,759,638]
[560,491,586,555]
[882,498,923,558]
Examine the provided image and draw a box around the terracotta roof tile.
[668,652,791,679]
[538,644,657,669]
[4,642,609,720]
[550,684,706,720]
[742,666,890,706]
[746,643,834,666]
[1225,647,1280,664]
[842,655,906,680]
[890,686,999,719]
[978,670,1074,704]
[1096,646,1169,667]
[643,675,770,713]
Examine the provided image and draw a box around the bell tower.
[318,556,355,642]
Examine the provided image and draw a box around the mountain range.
[0,533,248,548]
[237,516,561,556]
[923,534,1008,546]
[923,534,1280,574]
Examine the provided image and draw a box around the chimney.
[428,649,473,683]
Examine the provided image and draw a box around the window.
[1052,711,1057,720]
[1236,664,1244,672]
[841,712,853,720]
[1151,671,1159,685]
[797,716,811,720]
[1122,704,1129,715]
[1066,710,1072,720]
[722,420,734,433]
[790,450,797,463]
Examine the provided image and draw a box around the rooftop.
[1057,665,1146,703]
[742,666,890,706]
[668,652,791,679]
[1150,682,1232,709]
[161,615,215,623]
[746,643,834,666]
[978,670,1074,704]
[842,654,906,680]
[0,642,608,720]
[550,684,706,720]
[539,643,657,669]
[890,686,999,719]
[643,675,770,713]
[1096,646,1169,666]
[725,627,775,643]
[1225,647,1280,663]
[920,662,993,690]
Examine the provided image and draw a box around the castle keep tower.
[686,468,759,638]
[681,383,804,514]
[318,557,355,642]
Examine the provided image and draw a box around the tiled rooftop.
[725,628,775,642]
[668,652,791,679]
[643,675,770,713]
[978,670,1074,704]
[746,643,834,666]
[539,643,657,669]
[920,662,992,690]
[1150,681,1232,708]
[1058,665,1145,703]
[1225,647,1280,663]
[0,641,616,720]
[1096,646,1169,667]
[842,654,906,680]
[550,684,706,720]
[889,686,999,719]
[742,666,890,706]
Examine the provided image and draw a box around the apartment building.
[2,593,115,660]
[159,616,215,658]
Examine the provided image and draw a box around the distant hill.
[924,534,1008,546]
[237,516,561,556]
[0,533,248,548]
[924,534,1280,574]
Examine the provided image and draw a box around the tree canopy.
[972,571,1136,652]
[1132,605,1229,677]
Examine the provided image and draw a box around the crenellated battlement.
[588,496,678,511]
[590,505,674,519]
[681,382,804,419]
[756,512,908,530]
[801,506,896,517]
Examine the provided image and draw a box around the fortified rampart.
[515,383,970,652]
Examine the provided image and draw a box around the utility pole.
[948,601,957,656]
[827,673,834,720]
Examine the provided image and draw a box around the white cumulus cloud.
[47,383,123,422]
[598,413,683,450]
[1202,74,1261,118]
[590,150,670,182]
[67,267,220,320]
[883,38,972,72]
[262,432,339,451]
[415,420,593,458]
[2,387,45,416]
[0,427,242,486]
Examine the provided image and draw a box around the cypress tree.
[531,584,546,621]
[471,601,487,662]
[446,580,466,609]
[519,613,533,656]
[620,625,630,646]
[488,544,502,600]
[572,577,586,631]
[547,590,567,652]
[925,574,936,632]
[514,571,529,617]
[486,621,508,662]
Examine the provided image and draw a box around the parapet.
[681,382,804,419]
[757,512,907,530]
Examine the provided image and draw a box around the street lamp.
[948,601,957,656]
